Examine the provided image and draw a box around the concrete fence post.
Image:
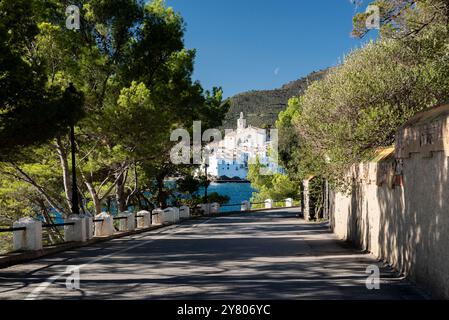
[13,218,42,251]
[162,208,179,224]
[137,211,152,228]
[179,206,190,219]
[94,212,114,237]
[265,199,273,209]
[117,211,136,232]
[64,215,87,243]
[163,208,173,224]
[172,207,180,223]
[285,198,293,208]
[211,203,220,214]
[81,214,94,240]
[241,201,250,212]
[200,203,211,215]
[152,208,165,225]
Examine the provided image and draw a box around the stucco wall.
[330,151,449,299]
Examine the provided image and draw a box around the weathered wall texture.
[330,105,449,299]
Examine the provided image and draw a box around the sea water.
[46,182,256,221]
[198,182,256,213]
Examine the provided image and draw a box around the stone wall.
[330,105,449,299]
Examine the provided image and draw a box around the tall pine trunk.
[156,174,167,209]
[85,180,103,215]
[116,169,127,213]
[55,136,73,211]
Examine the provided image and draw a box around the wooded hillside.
[222,70,328,129]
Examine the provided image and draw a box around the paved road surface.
[0,208,427,300]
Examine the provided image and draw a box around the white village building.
[202,112,283,180]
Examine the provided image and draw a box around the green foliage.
[205,192,230,205]
[176,174,201,195]
[175,175,229,211]
[0,0,84,159]
[268,1,449,205]
[248,158,300,203]
[222,71,327,129]
[0,0,229,233]
[276,97,303,182]
[197,87,231,130]
[352,0,449,39]
[0,233,12,254]
[175,194,202,211]
[0,144,70,222]
[308,177,324,221]
[293,22,449,186]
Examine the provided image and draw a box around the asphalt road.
[0,208,427,300]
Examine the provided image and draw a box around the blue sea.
[198,182,256,213]
[46,182,256,222]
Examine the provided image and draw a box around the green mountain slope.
[223,69,328,129]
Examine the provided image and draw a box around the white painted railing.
[2,199,299,253]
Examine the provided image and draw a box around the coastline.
[211,180,250,184]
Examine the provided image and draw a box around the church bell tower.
[237,112,246,130]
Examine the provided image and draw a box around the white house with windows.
[202,112,283,180]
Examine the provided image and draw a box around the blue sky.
[165,0,377,98]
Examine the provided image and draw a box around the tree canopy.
[0,0,84,159]
[276,0,449,189]
[0,0,230,229]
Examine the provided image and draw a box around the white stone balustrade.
[241,201,250,212]
[13,218,42,251]
[82,214,94,240]
[200,203,211,215]
[163,208,179,224]
[117,211,136,232]
[94,212,114,237]
[285,198,293,208]
[152,208,165,225]
[265,199,273,209]
[137,210,152,228]
[173,207,180,223]
[64,215,87,243]
[179,206,190,219]
[211,203,220,214]
[8,206,187,253]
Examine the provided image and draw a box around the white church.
[202,112,283,180]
